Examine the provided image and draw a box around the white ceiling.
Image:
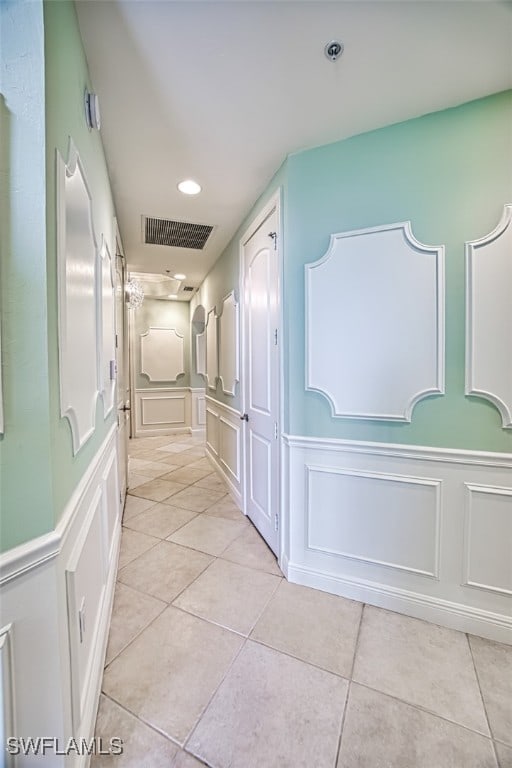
[76,0,512,297]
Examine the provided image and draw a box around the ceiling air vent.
[144,216,213,250]
[183,286,194,292]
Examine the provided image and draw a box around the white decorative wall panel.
[464,484,512,596]
[206,309,218,390]
[305,221,445,421]
[219,417,241,482]
[283,434,512,643]
[140,327,184,383]
[219,292,239,396]
[197,397,206,425]
[65,489,106,729]
[101,450,120,568]
[57,143,99,454]
[306,466,441,577]
[196,330,206,377]
[141,395,186,426]
[206,405,219,456]
[0,624,14,767]
[97,237,116,417]
[466,204,512,428]
[190,389,206,433]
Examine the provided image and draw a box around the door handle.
[120,405,131,412]
[240,413,249,422]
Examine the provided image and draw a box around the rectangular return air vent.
[144,216,213,250]
[183,286,194,292]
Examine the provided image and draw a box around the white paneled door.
[115,245,129,508]
[241,204,280,555]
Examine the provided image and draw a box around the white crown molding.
[140,326,185,383]
[56,139,100,455]
[305,220,445,422]
[218,291,240,397]
[465,204,512,428]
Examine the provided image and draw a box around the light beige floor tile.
[118,529,159,569]
[155,452,203,467]
[220,525,282,576]
[353,606,489,734]
[188,640,347,768]
[251,580,362,676]
[337,683,497,768]
[124,503,197,539]
[128,472,151,490]
[128,462,173,479]
[159,467,212,485]
[194,473,227,492]
[132,449,180,463]
[469,635,512,745]
[123,495,156,522]
[92,694,179,767]
[168,515,246,556]
[129,478,188,502]
[157,443,194,454]
[174,558,281,635]
[496,742,512,768]
[203,496,247,523]
[103,607,244,745]
[105,583,166,666]
[166,486,225,513]
[119,541,213,602]
[173,751,208,767]
[186,458,213,472]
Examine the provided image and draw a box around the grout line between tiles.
[100,691,183,750]
[466,632,500,766]
[334,604,365,767]
[103,594,168,670]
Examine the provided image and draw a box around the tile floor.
[93,433,512,768]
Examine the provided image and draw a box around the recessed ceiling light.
[174,273,186,280]
[168,294,178,300]
[177,179,201,195]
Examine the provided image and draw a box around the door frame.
[239,188,284,564]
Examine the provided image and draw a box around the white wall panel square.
[219,417,240,482]
[306,466,441,577]
[140,327,185,383]
[141,395,185,425]
[305,221,444,421]
[464,484,512,596]
[218,292,239,396]
[206,406,219,455]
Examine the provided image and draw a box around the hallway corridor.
[92,434,511,768]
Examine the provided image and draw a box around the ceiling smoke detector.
[324,40,344,62]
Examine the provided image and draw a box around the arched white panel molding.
[206,309,218,390]
[192,304,206,378]
[466,204,512,428]
[218,291,239,396]
[97,236,116,417]
[140,327,184,383]
[305,221,445,421]
[57,140,99,454]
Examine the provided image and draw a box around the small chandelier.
[125,278,144,309]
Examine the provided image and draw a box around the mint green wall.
[134,300,191,389]
[285,91,512,451]
[195,162,287,409]
[44,0,118,522]
[0,0,54,551]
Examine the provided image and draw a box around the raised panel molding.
[218,291,239,396]
[219,417,241,482]
[463,483,512,596]
[206,309,218,390]
[306,466,441,578]
[140,327,184,383]
[305,221,445,421]
[0,624,14,767]
[206,406,219,455]
[141,395,186,426]
[57,140,99,454]
[97,237,116,417]
[205,397,243,506]
[196,330,206,377]
[466,204,512,428]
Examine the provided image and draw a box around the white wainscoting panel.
[466,204,512,428]
[283,434,512,643]
[57,141,99,454]
[0,425,121,766]
[206,309,218,390]
[305,221,444,421]
[190,388,206,434]
[97,237,116,417]
[218,292,239,396]
[205,397,242,505]
[135,388,189,436]
[464,483,512,596]
[0,624,14,767]
[140,327,185,383]
[306,466,441,578]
